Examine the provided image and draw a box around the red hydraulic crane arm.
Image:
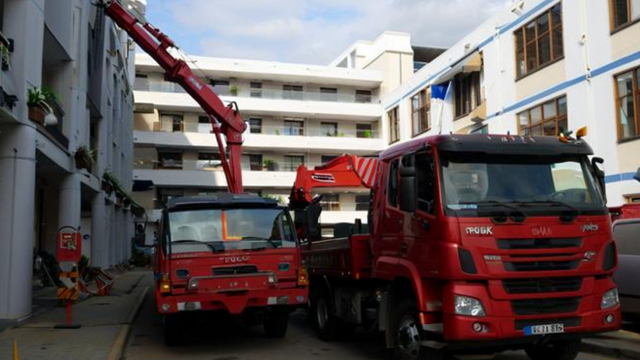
[289,155,378,209]
[100,0,246,193]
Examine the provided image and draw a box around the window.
[198,115,209,124]
[157,151,182,169]
[250,82,262,98]
[356,90,372,103]
[411,88,431,135]
[416,153,436,214]
[518,95,568,136]
[320,87,338,102]
[249,154,263,171]
[172,115,184,132]
[197,152,221,170]
[211,80,230,96]
[454,73,482,118]
[388,159,399,207]
[355,194,369,211]
[242,154,264,171]
[321,155,338,164]
[615,67,640,140]
[283,85,303,100]
[611,0,640,30]
[515,3,563,78]
[388,107,400,144]
[321,122,338,137]
[357,123,373,138]
[284,155,304,172]
[157,188,183,208]
[284,120,304,136]
[320,194,340,211]
[249,118,262,134]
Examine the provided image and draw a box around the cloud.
[145,0,512,65]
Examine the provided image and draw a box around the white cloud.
[157,0,512,64]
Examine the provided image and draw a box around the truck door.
[377,158,404,261]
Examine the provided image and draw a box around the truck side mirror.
[592,157,606,202]
[399,154,417,213]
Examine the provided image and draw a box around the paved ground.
[123,290,620,360]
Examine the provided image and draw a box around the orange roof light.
[576,126,587,139]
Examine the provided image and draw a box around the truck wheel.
[392,299,444,360]
[264,309,289,338]
[163,315,183,346]
[524,339,581,360]
[315,290,339,341]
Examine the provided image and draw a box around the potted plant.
[363,130,372,138]
[263,158,278,171]
[275,129,280,135]
[74,145,96,170]
[1,44,10,71]
[229,85,239,96]
[102,170,116,195]
[27,87,52,125]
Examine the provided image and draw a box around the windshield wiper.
[171,239,221,252]
[461,200,528,222]
[241,236,279,249]
[516,200,580,222]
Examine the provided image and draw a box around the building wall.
[0,0,138,322]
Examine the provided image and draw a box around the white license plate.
[523,323,564,336]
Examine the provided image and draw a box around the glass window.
[283,85,303,100]
[518,95,568,136]
[249,118,262,134]
[515,4,563,77]
[157,151,182,169]
[172,115,183,132]
[198,115,209,124]
[615,69,640,140]
[416,153,436,214]
[249,154,262,171]
[454,72,482,118]
[412,88,431,135]
[611,0,640,29]
[250,82,262,98]
[211,80,230,96]
[388,107,399,144]
[197,152,221,170]
[356,90,372,103]
[355,194,369,211]
[321,122,338,137]
[320,88,338,102]
[356,123,373,138]
[284,155,304,172]
[320,194,340,211]
[284,120,304,136]
[388,159,399,207]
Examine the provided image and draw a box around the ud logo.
[581,224,599,232]
[531,226,552,237]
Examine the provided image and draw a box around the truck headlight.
[454,295,486,317]
[601,288,619,309]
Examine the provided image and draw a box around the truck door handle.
[400,242,408,253]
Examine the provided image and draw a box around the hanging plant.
[74,145,96,170]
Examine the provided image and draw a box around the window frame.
[514,3,564,79]
[355,90,372,103]
[388,107,400,144]
[453,72,482,119]
[321,122,338,137]
[411,88,431,136]
[610,0,640,32]
[356,123,373,138]
[614,66,640,141]
[172,115,184,132]
[320,87,338,102]
[283,85,303,100]
[283,119,305,136]
[283,155,305,172]
[248,118,262,134]
[320,194,341,211]
[250,81,263,98]
[517,95,568,136]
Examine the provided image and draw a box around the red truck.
[290,133,620,360]
[99,1,308,345]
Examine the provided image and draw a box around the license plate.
[523,323,564,336]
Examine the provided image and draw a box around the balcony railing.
[139,82,377,104]
[134,157,321,172]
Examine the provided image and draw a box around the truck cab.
[154,194,308,345]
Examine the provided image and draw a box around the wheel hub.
[396,316,421,360]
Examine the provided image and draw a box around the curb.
[581,339,640,360]
[106,285,149,360]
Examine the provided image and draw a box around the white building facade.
[372,0,640,206]
[0,0,138,323]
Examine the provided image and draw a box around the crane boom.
[100,0,246,193]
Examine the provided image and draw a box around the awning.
[132,180,154,192]
[433,50,482,84]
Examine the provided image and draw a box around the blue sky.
[143,0,510,65]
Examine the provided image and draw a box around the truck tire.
[392,299,444,360]
[264,309,289,338]
[524,339,581,360]
[163,315,183,346]
[314,289,339,341]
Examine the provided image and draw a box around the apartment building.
[132,32,423,236]
[374,0,640,206]
[0,0,139,323]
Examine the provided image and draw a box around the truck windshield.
[167,208,296,253]
[440,152,605,216]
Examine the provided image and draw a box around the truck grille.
[497,238,581,250]
[515,317,581,330]
[504,260,579,272]
[212,265,258,275]
[503,278,582,294]
[511,297,581,315]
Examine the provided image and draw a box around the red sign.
[57,232,82,263]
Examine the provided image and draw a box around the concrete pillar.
[57,174,81,237]
[91,193,108,268]
[0,125,37,320]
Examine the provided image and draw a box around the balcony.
[134,91,381,121]
[133,168,297,189]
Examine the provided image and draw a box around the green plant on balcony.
[1,44,10,71]
[74,145,96,170]
[27,87,53,125]
[338,132,345,137]
[362,130,372,138]
[229,85,239,96]
[275,129,280,135]
[263,158,278,171]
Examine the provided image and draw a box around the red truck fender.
[375,256,428,312]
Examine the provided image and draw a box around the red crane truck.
[99,0,308,344]
[290,132,621,360]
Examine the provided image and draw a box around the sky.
[143,0,512,65]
